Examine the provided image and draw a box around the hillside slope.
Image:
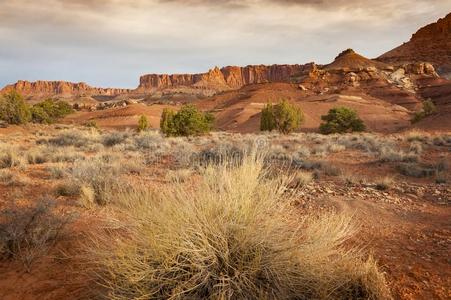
[378,13,451,79]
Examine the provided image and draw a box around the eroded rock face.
[138,64,315,91]
[0,47,442,109]
[378,13,451,79]
[0,80,131,99]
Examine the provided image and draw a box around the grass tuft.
[83,152,391,299]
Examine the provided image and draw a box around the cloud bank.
[0,0,450,88]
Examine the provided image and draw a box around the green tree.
[260,100,303,134]
[30,99,74,124]
[319,107,365,134]
[260,103,276,132]
[30,106,50,124]
[137,115,149,132]
[160,108,176,136]
[0,91,31,124]
[160,105,214,137]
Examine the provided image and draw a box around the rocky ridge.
[0,80,132,101]
[378,13,451,78]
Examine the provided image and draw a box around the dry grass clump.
[84,153,391,299]
[0,146,25,169]
[341,173,365,186]
[101,130,131,147]
[56,180,81,197]
[0,199,73,271]
[79,185,96,209]
[290,170,314,187]
[196,142,246,166]
[432,135,451,147]
[323,163,342,176]
[165,168,193,183]
[0,169,29,186]
[375,177,394,191]
[46,163,67,179]
[69,155,127,205]
[404,130,430,143]
[408,141,423,155]
[378,146,418,163]
[26,146,49,164]
[45,128,99,148]
[397,162,436,178]
[46,146,84,163]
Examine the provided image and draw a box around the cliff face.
[378,13,451,78]
[0,80,131,99]
[138,64,315,91]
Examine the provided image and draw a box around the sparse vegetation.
[319,107,365,134]
[397,162,436,178]
[0,146,24,169]
[84,120,99,129]
[69,156,125,205]
[290,170,314,187]
[0,126,448,299]
[260,100,304,134]
[0,199,73,271]
[411,100,437,123]
[375,176,394,191]
[101,131,130,147]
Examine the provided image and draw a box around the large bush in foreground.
[85,153,390,299]
[260,100,304,134]
[160,105,214,136]
[0,91,31,124]
[319,107,365,134]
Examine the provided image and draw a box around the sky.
[0,0,450,88]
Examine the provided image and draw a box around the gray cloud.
[0,0,450,88]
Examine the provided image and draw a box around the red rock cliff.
[378,13,451,78]
[138,64,316,91]
[0,80,132,98]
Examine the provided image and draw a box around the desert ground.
[0,124,449,299]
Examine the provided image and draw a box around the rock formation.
[0,80,132,101]
[137,64,315,91]
[378,13,451,79]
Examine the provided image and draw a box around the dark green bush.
[0,91,31,124]
[319,107,365,134]
[260,100,304,134]
[31,99,74,124]
[30,106,49,124]
[160,105,214,137]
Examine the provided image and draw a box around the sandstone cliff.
[378,13,451,78]
[138,64,316,91]
[0,80,132,100]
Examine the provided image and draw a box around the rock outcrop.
[0,80,132,100]
[138,64,316,91]
[378,13,451,79]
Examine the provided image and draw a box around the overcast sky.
[1,0,450,88]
